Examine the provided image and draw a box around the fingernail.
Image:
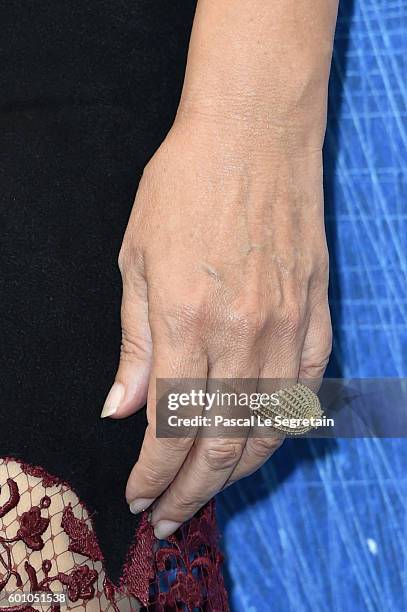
[153,520,182,540]
[129,498,155,515]
[101,382,125,418]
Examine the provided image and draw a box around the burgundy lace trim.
[0,458,228,611]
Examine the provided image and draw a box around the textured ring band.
[255,383,323,435]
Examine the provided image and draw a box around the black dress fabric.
[0,0,197,583]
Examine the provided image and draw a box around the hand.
[101,116,332,539]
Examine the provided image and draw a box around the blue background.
[218,1,407,610]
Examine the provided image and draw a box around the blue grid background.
[218,1,407,610]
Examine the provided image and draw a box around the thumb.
[101,267,152,419]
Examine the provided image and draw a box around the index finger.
[125,342,207,514]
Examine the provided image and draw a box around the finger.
[223,432,285,488]
[101,256,152,419]
[226,302,331,486]
[125,344,208,514]
[298,299,332,386]
[151,436,245,539]
[225,328,303,486]
[150,365,258,539]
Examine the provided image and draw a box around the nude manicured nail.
[101,382,125,418]
[129,498,155,515]
[153,520,182,540]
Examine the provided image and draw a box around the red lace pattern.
[0,458,228,611]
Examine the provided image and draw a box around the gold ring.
[255,383,323,435]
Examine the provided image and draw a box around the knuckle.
[300,358,329,379]
[201,441,243,470]
[279,301,303,337]
[120,331,151,362]
[126,464,165,501]
[118,243,145,279]
[301,318,333,378]
[158,302,210,346]
[250,435,284,459]
[227,303,268,341]
[169,487,203,513]
[300,367,322,381]
[157,436,192,455]
[300,348,332,378]
[176,303,209,331]
[138,462,168,489]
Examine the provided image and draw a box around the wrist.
[152,117,325,223]
[178,0,337,156]
[172,98,327,171]
[175,76,329,155]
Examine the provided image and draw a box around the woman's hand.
[102,0,338,539]
[102,115,332,539]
